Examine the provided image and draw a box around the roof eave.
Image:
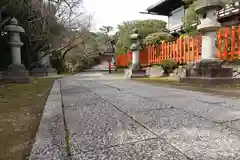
[146,0,168,11]
[146,0,184,16]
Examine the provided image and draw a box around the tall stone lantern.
[103,40,115,73]
[182,0,236,85]
[124,29,146,79]
[129,29,142,70]
[3,17,30,83]
[196,0,223,61]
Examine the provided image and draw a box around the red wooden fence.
[116,25,240,67]
[115,52,132,67]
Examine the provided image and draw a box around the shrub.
[74,62,85,73]
[159,59,178,75]
[144,32,172,45]
[151,64,160,68]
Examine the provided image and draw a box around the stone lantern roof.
[130,29,141,40]
[195,0,223,14]
[4,17,25,33]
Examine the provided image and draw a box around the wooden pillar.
[108,59,112,73]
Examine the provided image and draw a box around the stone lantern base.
[31,67,57,77]
[124,63,147,79]
[180,59,240,86]
[3,64,31,83]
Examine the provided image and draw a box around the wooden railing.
[116,25,240,67]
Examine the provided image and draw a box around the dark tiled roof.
[146,0,183,16]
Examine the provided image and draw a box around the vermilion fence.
[116,25,240,67]
[217,25,240,60]
[115,52,132,67]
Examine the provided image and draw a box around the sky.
[83,0,168,34]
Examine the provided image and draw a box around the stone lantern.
[110,39,116,65]
[195,0,222,61]
[129,29,142,70]
[181,0,238,85]
[3,17,30,83]
[124,29,146,79]
[103,40,115,73]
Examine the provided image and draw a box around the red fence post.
[224,27,229,59]
[196,36,200,61]
[217,29,222,60]
[176,39,179,62]
[179,37,183,64]
[231,26,236,60]
[108,59,111,73]
[238,25,240,60]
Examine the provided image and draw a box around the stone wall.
[145,66,165,78]
[145,64,240,79]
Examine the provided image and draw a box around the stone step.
[131,70,147,78]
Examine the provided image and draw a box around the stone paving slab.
[30,80,67,160]
[98,80,240,123]
[72,138,189,160]
[76,78,240,159]
[43,72,240,159]
[60,80,156,155]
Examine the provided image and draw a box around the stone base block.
[131,70,147,78]
[180,77,240,86]
[124,69,147,79]
[186,59,230,77]
[31,67,57,77]
[146,66,164,78]
[190,68,233,78]
[3,64,31,83]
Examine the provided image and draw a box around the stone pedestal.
[31,51,57,77]
[3,64,31,83]
[181,59,237,85]
[31,67,57,77]
[181,57,240,86]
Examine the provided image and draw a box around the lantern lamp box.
[103,47,115,61]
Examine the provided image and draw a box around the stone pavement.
[30,72,240,160]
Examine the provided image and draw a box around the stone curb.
[29,80,68,160]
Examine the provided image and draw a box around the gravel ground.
[32,70,240,159]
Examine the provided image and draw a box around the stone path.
[30,71,240,160]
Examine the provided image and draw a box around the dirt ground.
[0,78,57,160]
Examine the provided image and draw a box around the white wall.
[168,6,185,31]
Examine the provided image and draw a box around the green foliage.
[98,26,114,46]
[158,59,178,75]
[99,26,114,35]
[144,32,172,45]
[183,0,196,5]
[0,0,68,70]
[50,51,64,74]
[183,0,231,35]
[0,0,101,74]
[116,19,168,54]
[182,0,199,36]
